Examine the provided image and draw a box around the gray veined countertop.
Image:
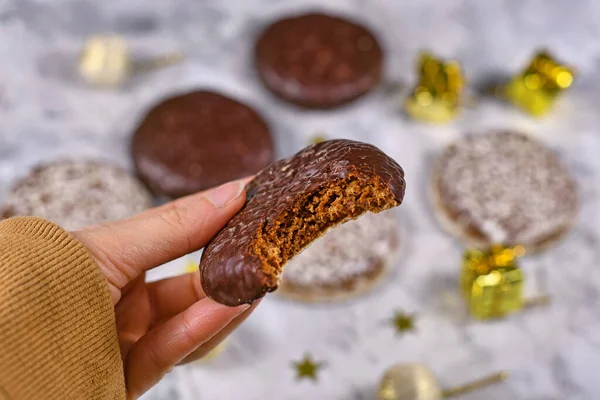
[1,0,600,399]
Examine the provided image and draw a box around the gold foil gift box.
[504,50,574,116]
[404,52,464,123]
[461,244,552,320]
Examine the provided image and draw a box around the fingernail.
[205,180,245,208]
[237,303,251,313]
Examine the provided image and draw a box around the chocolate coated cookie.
[1,159,153,231]
[200,139,405,306]
[255,13,384,109]
[132,91,274,198]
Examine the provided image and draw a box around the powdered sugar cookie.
[278,210,400,302]
[431,131,578,252]
[1,159,153,231]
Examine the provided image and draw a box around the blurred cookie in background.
[131,90,274,199]
[278,209,400,303]
[1,159,153,231]
[255,12,384,109]
[430,130,579,252]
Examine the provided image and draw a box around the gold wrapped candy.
[461,245,550,320]
[504,50,574,117]
[78,35,185,87]
[378,363,508,400]
[404,52,464,123]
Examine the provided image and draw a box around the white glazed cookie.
[1,159,153,231]
[278,209,400,302]
[431,131,578,252]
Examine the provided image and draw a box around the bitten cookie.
[1,159,153,231]
[278,209,400,303]
[132,90,274,198]
[431,131,578,252]
[255,13,383,109]
[200,139,405,306]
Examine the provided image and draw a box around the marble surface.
[1,0,600,399]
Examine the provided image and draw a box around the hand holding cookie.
[60,139,404,396]
[200,139,405,306]
[72,178,258,399]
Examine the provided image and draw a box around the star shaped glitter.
[292,354,325,382]
[389,311,416,335]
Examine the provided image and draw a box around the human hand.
[73,178,258,399]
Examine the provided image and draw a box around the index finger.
[73,178,249,297]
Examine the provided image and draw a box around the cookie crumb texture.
[200,139,405,306]
[433,131,579,250]
[1,159,153,231]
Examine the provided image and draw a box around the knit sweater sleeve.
[0,217,126,400]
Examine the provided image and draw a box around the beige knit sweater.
[0,217,126,399]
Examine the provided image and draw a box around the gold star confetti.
[389,311,416,335]
[292,354,325,382]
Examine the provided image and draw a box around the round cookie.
[431,131,578,252]
[200,139,405,306]
[255,13,384,109]
[1,159,153,231]
[278,210,400,303]
[132,91,274,198]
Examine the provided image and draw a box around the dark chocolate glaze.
[255,13,384,109]
[200,139,405,306]
[131,90,274,198]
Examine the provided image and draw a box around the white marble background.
[1,0,600,399]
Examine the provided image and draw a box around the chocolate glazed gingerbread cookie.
[255,13,384,109]
[200,139,405,306]
[132,90,274,198]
